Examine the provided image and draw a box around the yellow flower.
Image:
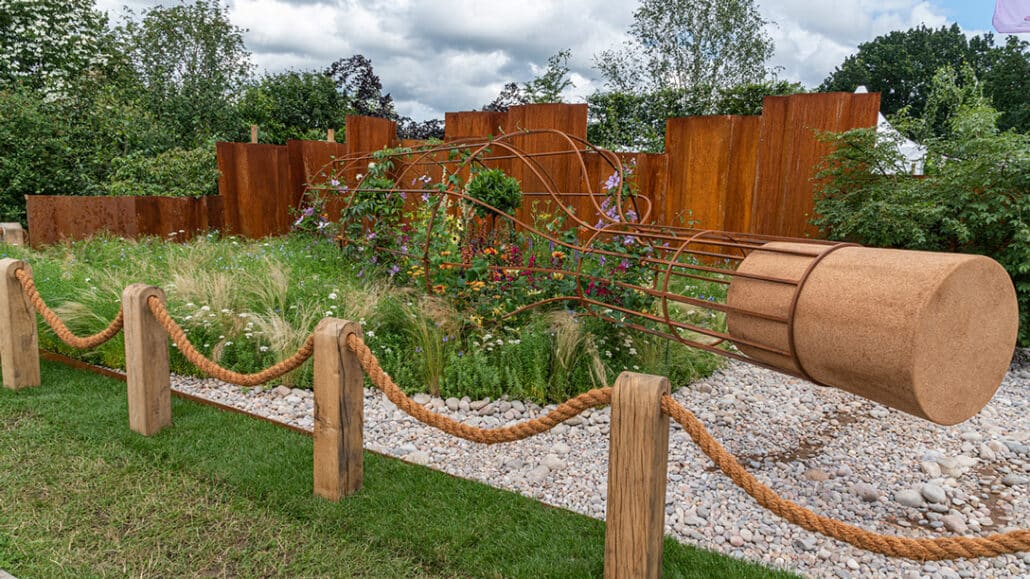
[470,314,483,327]
[482,247,498,256]
[551,251,565,260]
[492,307,504,316]
[551,272,564,280]
[432,284,447,295]
[468,280,486,291]
[440,250,452,256]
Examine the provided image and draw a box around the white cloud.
[92,0,969,119]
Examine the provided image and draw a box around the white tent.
[855,86,927,175]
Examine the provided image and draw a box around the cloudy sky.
[94,0,1002,120]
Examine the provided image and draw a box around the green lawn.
[0,360,793,578]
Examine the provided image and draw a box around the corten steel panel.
[723,117,760,233]
[750,92,879,238]
[503,104,589,226]
[26,195,222,247]
[444,111,508,141]
[287,140,349,209]
[217,142,292,238]
[344,115,399,187]
[26,195,137,248]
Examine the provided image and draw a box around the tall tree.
[524,49,575,103]
[820,25,1030,133]
[117,0,253,145]
[0,0,114,93]
[238,70,349,143]
[326,54,397,119]
[596,0,774,93]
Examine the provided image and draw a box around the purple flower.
[421,192,430,203]
[388,264,401,276]
[366,232,377,241]
[623,235,636,246]
[302,207,315,217]
[330,179,340,187]
[293,216,305,227]
[604,171,620,190]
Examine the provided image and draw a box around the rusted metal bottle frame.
[308,129,850,382]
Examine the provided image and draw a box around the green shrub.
[813,104,1030,346]
[106,144,219,197]
[465,168,522,216]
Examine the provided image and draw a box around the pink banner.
[994,0,1030,33]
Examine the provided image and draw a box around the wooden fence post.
[605,372,671,579]
[122,284,171,436]
[0,259,40,389]
[1,223,25,246]
[313,318,364,500]
[250,124,259,144]
[326,128,335,143]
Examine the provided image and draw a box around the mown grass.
[0,360,794,578]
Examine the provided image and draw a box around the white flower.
[368,162,376,169]
[605,350,613,358]
[325,311,333,317]
[356,173,364,180]
[245,333,253,339]
[225,341,233,347]
[260,346,269,352]
[220,309,231,314]
[633,365,640,370]
[186,302,195,307]
[200,305,210,311]
[366,330,375,338]
[628,348,637,356]
[328,292,338,300]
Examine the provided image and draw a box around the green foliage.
[820,25,1030,134]
[596,0,773,93]
[0,87,97,221]
[813,105,1030,346]
[0,0,113,94]
[116,0,253,145]
[237,70,349,144]
[588,80,803,152]
[106,144,218,197]
[523,48,575,104]
[465,167,522,216]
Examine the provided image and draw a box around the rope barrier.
[10,265,1029,561]
[662,396,1030,560]
[346,332,1030,561]
[345,332,611,443]
[15,268,124,349]
[146,296,314,387]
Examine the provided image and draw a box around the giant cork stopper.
[726,242,1018,425]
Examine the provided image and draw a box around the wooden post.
[250,124,259,144]
[604,372,671,579]
[313,318,364,500]
[122,284,171,436]
[0,259,39,389]
[0,223,25,246]
[326,128,335,143]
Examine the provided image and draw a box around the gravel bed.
[171,351,1030,578]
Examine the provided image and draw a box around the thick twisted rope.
[15,268,124,349]
[661,396,1030,560]
[147,296,314,387]
[345,333,611,443]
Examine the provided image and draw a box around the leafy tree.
[397,118,444,140]
[116,0,253,145]
[979,35,1030,133]
[482,49,576,111]
[595,0,774,93]
[0,0,113,94]
[588,80,803,152]
[237,70,349,143]
[524,49,575,103]
[326,54,397,119]
[813,104,1030,346]
[482,82,529,112]
[820,25,1029,133]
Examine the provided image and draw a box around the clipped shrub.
[107,144,219,197]
[465,168,522,216]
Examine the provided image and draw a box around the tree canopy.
[820,24,1029,133]
[596,0,773,93]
